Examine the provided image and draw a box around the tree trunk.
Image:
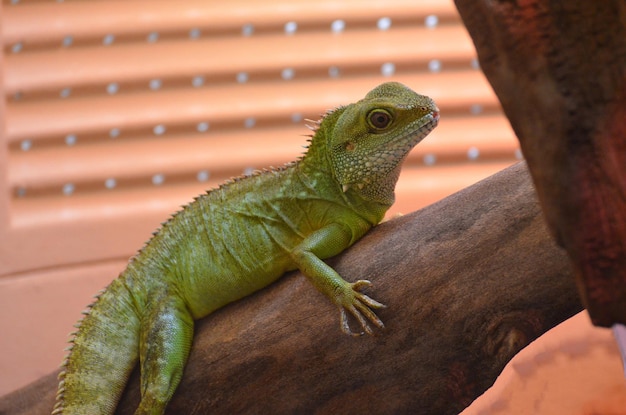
[454,0,626,327]
[0,162,582,415]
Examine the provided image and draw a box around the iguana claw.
[339,280,386,336]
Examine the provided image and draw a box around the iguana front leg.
[291,223,386,335]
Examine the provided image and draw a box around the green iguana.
[52,82,439,414]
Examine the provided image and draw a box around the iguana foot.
[338,280,386,336]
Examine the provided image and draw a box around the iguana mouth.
[432,108,440,123]
[400,108,440,153]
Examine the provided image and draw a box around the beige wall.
[3,2,622,413]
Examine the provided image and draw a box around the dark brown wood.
[0,162,582,415]
[454,0,626,327]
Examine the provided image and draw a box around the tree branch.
[0,162,582,415]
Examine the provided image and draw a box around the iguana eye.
[367,109,392,130]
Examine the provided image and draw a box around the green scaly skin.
[52,82,439,414]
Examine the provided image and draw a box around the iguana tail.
[52,276,141,415]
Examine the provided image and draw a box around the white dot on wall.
[149,79,162,90]
[152,174,165,185]
[291,113,303,123]
[331,19,345,33]
[381,62,396,77]
[471,58,480,70]
[103,34,115,45]
[62,36,73,47]
[284,21,298,35]
[109,128,120,138]
[153,124,166,135]
[65,134,77,146]
[328,66,340,78]
[147,32,159,43]
[189,28,201,39]
[242,24,254,37]
[244,118,256,128]
[425,15,439,29]
[467,147,480,160]
[63,183,75,196]
[192,76,205,87]
[197,170,210,182]
[281,68,295,80]
[428,59,442,72]
[423,154,437,166]
[236,72,249,83]
[104,178,117,189]
[107,83,119,94]
[60,88,71,98]
[470,104,483,115]
[11,0,20,4]
[16,187,26,197]
[12,43,23,53]
[21,140,32,151]
[197,122,210,132]
[377,17,392,31]
[515,148,524,160]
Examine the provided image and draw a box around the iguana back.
[53,82,439,414]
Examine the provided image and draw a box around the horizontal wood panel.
[5,161,516,276]
[12,163,514,229]
[5,26,475,94]
[6,71,496,142]
[2,0,458,46]
[12,163,516,230]
[9,115,517,192]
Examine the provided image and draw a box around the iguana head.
[325,82,439,206]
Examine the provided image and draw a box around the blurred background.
[0,0,622,412]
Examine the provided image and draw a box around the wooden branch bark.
[454,0,626,327]
[0,162,582,415]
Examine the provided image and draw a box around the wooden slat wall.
[0,0,519,396]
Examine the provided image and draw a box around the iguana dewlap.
[53,82,439,414]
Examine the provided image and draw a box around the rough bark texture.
[0,163,582,414]
[454,0,626,327]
